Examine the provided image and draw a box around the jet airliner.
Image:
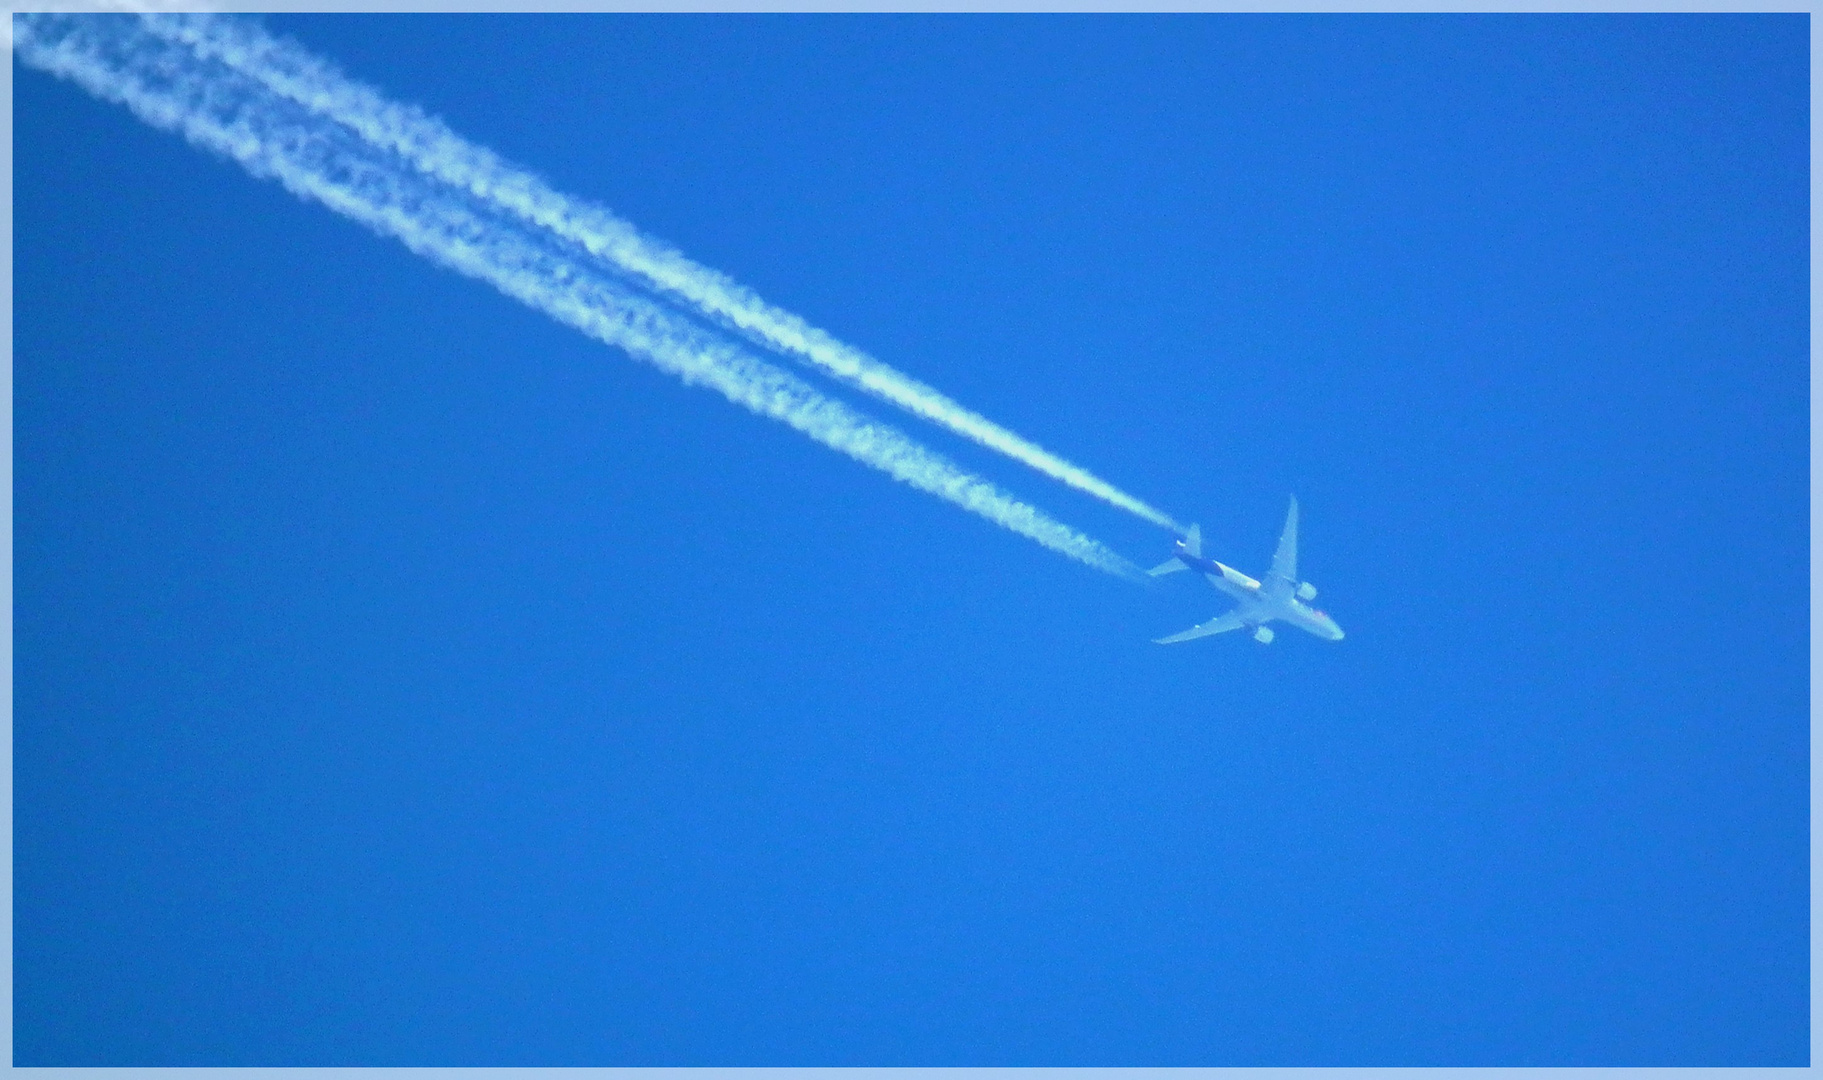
[1149,496,1344,645]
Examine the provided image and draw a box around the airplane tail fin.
[1147,523,1202,577]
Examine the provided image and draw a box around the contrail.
[129,13,1187,535]
[14,13,1147,582]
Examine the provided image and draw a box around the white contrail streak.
[14,13,1147,581]
[130,13,1187,535]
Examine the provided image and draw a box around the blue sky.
[14,14,1807,1065]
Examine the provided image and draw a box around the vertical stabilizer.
[1149,523,1203,576]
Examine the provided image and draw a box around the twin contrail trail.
[13,13,1161,580]
[129,13,1186,535]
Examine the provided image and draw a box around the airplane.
[1148,496,1344,645]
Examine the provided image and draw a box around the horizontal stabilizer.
[1148,558,1188,577]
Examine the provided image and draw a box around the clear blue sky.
[15,14,1807,1065]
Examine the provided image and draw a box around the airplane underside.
[1149,496,1344,646]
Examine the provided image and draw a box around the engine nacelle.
[1253,626,1275,644]
[1295,581,1318,601]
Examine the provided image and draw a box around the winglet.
[1181,523,1202,558]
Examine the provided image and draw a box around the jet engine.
[1295,581,1318,601]
[1253,626,1275,644]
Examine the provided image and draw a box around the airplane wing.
[1153,611,1246,644]
[1268,496,1299,586]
